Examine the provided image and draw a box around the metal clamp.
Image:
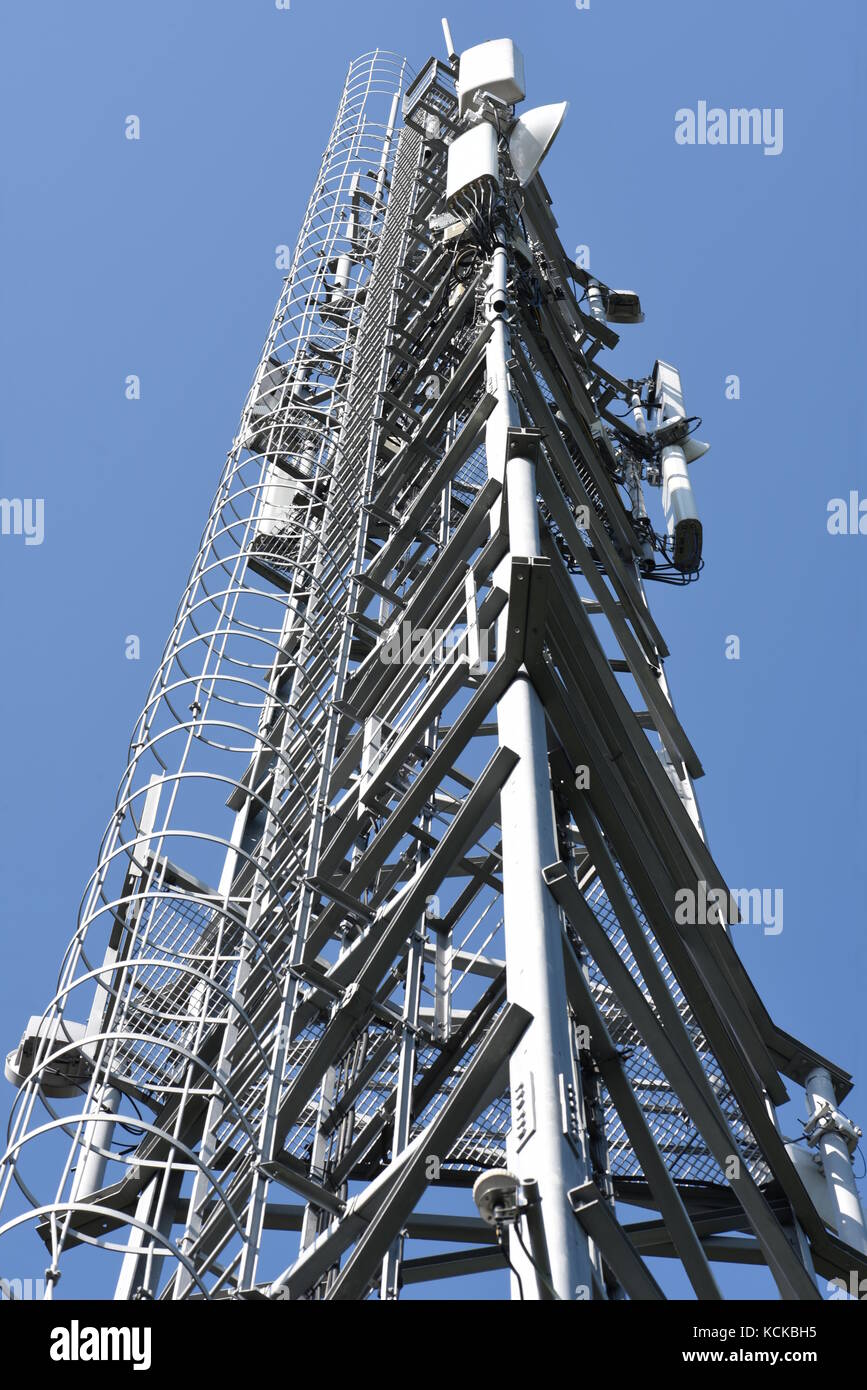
[804,1099,863,1156]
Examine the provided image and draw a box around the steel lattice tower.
[3,29,866,1302]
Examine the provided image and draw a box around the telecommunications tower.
[2,24,865,1301]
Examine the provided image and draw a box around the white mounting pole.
[70,1086,120,1203]
[486,225,594,1300]
[804,1066,867,1257]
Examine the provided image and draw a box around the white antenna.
[441,16,457,65]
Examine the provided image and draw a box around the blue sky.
[0,0,864,1299]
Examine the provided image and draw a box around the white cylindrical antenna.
[653,359,704,571]
[661,442,702,571]
[441,17,457,64]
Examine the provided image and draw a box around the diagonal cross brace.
[544,861,820,1301]
[569,1179,665,1301]
[324,1001,532,1300]
[561,932,722,1301]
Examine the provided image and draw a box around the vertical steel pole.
[804,1066,867,1256]
[486,228,593,1300]
[70,1086,120,1204]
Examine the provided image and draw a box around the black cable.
[512,1219,564,1300]
[65,1076,145,1140]
[606,399,643,420]
[496,1227,524,1300]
